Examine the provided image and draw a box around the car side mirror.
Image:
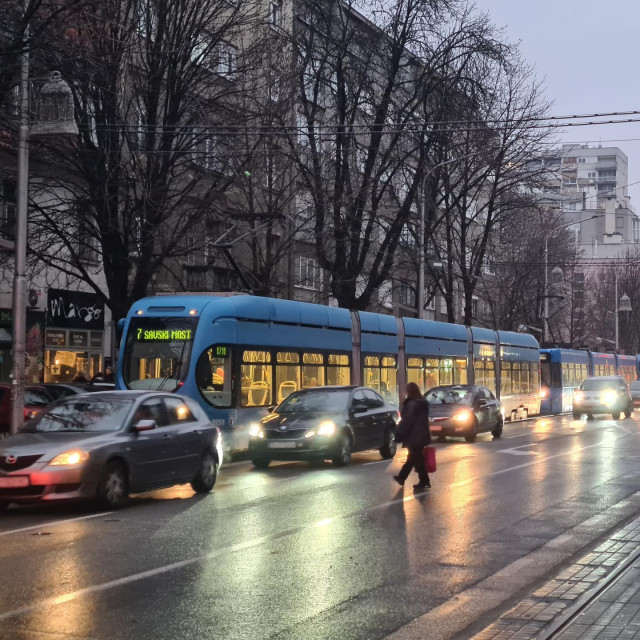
[352,403,368,414]
[135,419,156,432]
[268,405,276,413]
[477,399,487,407]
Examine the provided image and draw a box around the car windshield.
[277,389,351,413]
[426,387,474,405]
[581,379,623,391]
[21,398,134,433]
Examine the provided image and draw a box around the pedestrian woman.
[393,382,431,490]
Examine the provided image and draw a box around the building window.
[482,256,495,275]
[215,42,236,77]
[269,1,282,27]
[297,256,322,290]
[633,219,640,242]
[77,202,99,262]
[616,216,624,228]
[193,135,222,172]
[397,282,415,308]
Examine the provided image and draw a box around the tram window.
[380,356,397,404]
[540,360,551,387]
[196,346,233,408]
[363,355,380,390]
[425,359,439,391]
[531,363,540,391]
[454,359,467,385]
[501,364,512,395]
[406,357,423,391]
[327,353,351,386]
[302,352,324,388]
[275,352,300,404]
[440,358,454,386]
[241,350,273,407]
[485,360,496,394]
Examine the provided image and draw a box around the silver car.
[572,376,633,420]
[0,391,223,508]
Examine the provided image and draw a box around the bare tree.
[24,0,264,320]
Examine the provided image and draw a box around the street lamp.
[614,271,632,351]
[9,62,77,433]
[542,214,600,345]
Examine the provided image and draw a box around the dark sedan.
[248,386,400,468]
[426,385,503,442]
[0,391,223,508]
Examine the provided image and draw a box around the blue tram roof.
[129,294,541,350]
[541,348,590,364]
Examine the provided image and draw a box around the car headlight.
[452,410,473,423]
[317,420,336,436]
[304,429,316,438]
[49,450,90,466]
[248,423,263,438]
[573,391,584,404]
[602,389,618,406]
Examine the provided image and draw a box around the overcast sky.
[477,0,640,204]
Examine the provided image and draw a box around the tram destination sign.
[135,328,194,342]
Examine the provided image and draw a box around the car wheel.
[491,416,503,439]
[379,426,397,459]
[625,405,633,418]
[332,431,352,467]
[252,458,271,469]
[572,411,581,419]
[612,411,621,420]
[465,418,478,443]
[99,461,129,508]
[191,450,218,493]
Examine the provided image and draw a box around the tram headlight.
[602,389,619,406]
[540,387,549,399]
[452,410,473,423]
[248,423,263,438]
[573,391,584,405]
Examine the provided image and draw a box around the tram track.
[537,535,640,639]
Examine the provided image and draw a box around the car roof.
[584,376,624,381]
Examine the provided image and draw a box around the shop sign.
[47,289,104,330]
[69,331,88,348]
[45,330,66,346]
[90,332,103,349]
[0,309,11,327]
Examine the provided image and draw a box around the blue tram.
[540,349,639,415]
[117,294,541,453]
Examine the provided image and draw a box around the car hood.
[0,431,119,461]
[429,404,472,418]
[262,412,343,429]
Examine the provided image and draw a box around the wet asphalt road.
[1,414,640,639]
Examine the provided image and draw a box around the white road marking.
[0,512,113,538]
[0,431,634,621]
[499,449,540,456]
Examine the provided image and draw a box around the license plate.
[268,441,297,449]
[0,476,29,488]
[429,426,441,432]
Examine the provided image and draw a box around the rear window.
[581,379,624,391]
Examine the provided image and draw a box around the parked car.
[0,384,53,433]
[248,386,400,468]
[0,391,223,508]
[426,385,503,442]
[572,376,633,420]
[38,382,116,402]
[630,381,640,408]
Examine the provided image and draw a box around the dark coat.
[396,397,431,448]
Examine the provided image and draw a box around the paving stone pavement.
[470,515,640,640]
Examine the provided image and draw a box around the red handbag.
[423,446,436,473]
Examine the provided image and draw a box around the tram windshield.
[123,317,198,391]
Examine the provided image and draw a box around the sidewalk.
[470,514,640,639]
